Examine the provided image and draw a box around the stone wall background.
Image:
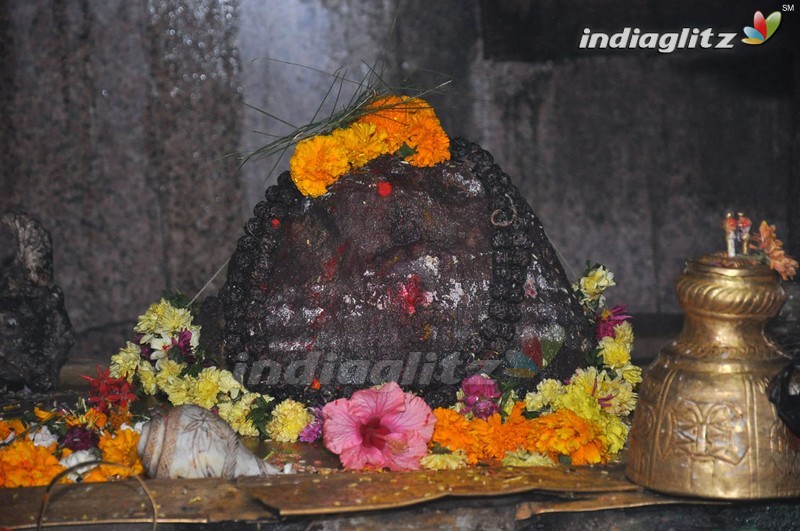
[1,0,797,365]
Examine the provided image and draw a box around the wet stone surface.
[207,140,594,404]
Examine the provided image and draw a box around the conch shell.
[138,404,278,479]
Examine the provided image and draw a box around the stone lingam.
[199,138,596,406]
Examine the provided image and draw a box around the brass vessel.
[626,253,800,499]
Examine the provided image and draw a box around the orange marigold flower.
[0,418,26,441]
[107,405,132,432]
[404,109,451,167]
[0,438,66,488]
[357,95,419,152]
[289,134,350,197]
[83,428,143,482]
[430,407,479,464]
[527,409,609,465]
[65,407,108,430]
[331,122,390,169]
[469,403,533,463]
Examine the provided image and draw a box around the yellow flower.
[597,414,629,455]
[135,299,194,338]
[616,363,643,386]
[218,392,262,437]
[266,399,313,442]
[155,359,185,386]
[569,366,607,396]
[501,390,518,417]
[331,122,390,169]
[557,382,602,425]
[191,368,222,409]
[577,266,615,305]
[598,334,631,369]
[289,134,350,197]
[612,321,634,351]
[137,361,158,395]
[217,369,242,400]
[110,342,141,380]
[0,438,66,488]
[524,379,564,412]
[162,378,191,406]
[606,379,637,417]
[502,449,556,467]
[420,450,468,470]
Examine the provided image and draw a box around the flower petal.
[349,381,406,421]
[382,392,436,441]
[382,432,428,471]
[339,441,387,470]
[322,398,362,454]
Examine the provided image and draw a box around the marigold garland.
[289,95,450,197]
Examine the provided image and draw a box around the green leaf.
[161,289,194,311]
[397,143,416,158]
[540,338,563,365]
[180,363,204,378]
[247,396,277,438]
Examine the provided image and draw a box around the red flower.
[81,366,137,414]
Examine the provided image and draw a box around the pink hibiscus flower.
[322,382,436,471]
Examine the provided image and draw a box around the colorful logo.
[742,10,782,45]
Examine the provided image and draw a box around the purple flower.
[133,334,154,362]
[171,329,193,356]
[299,406,323,443]
[61,426,99,452]
[460,374,501,420]
[471,399,500,420]
[595,304,632,340]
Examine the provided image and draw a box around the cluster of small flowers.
[109,298,271,437]
[256,264,642,472]
[289,95,451,197]
[0,386,142,488]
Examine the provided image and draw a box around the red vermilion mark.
[522,336,543,369]
[322,242,348,281]
[394,274,432,315]
[377,181,393,197]
[311,378,321,390]
[271,218,280,228]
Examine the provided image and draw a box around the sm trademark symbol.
[783,4,795,11]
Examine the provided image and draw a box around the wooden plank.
[240,462,638,516]
[0,478,277,529]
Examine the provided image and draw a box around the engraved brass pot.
[626,254,800,499]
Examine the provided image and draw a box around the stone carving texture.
[208,140,595,404]
[0,212,74,391]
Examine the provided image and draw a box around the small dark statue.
[0,212,74,391]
